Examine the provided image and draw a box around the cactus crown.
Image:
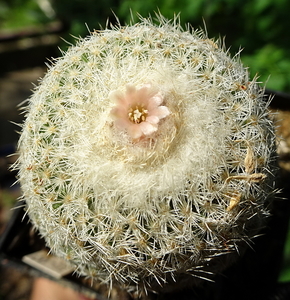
[16,14,276,293]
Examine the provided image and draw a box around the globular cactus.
[16,14,277,294]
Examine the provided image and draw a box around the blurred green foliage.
[117,0,290,92]
[279,223,290,282]
[0,0,51,29]
[1,0,290,91]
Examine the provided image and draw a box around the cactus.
[16,14,277,294]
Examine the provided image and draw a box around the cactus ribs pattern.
[16,14,277,294]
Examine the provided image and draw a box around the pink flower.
[110,84,170,139]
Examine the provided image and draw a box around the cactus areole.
[17,15,276,293]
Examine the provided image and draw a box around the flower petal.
[110,106,127,119]
[150,106,170,119]
[114,118,131,130]
[139,122,157,135]
[127,124,143,139]
[109,90,128,106]
[133,85,151,106]
[124,84,138,104]
[110,84,169,139]
[148,93,163,109]
[146,115,160,124]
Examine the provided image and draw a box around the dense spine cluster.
[16,15,276,293]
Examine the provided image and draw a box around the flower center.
[128,105,148,124]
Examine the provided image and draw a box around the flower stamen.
[110,84,170,139]
[128,105,148,124]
